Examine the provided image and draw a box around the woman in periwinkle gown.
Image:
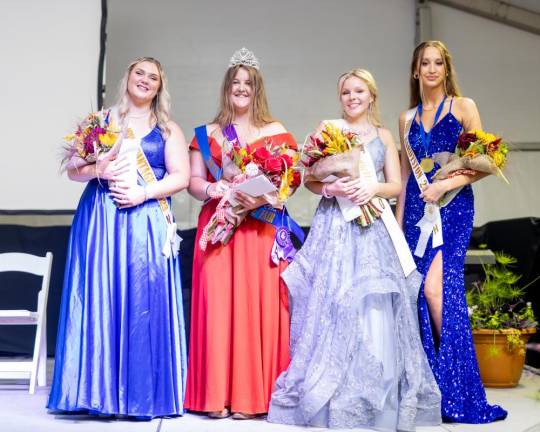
[396,40,507,424]
[268,69,441,431]
[47,57,189,419]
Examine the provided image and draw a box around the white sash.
[402,109,461,257]
[111,106,182,258]
[330,119,416,276]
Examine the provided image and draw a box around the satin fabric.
[47,127,187,418]
[184,132,296,414]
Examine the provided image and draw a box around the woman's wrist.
[204,182,212,198]
[322,183,333,198]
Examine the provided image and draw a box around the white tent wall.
[0,0,101,210]
[105,0,416,228]
[1,1,538,228]
[429,3,540,226]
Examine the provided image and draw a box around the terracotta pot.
[472,327,537,388]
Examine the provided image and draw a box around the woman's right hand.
[325,176,360,198]
[96,154,130,181]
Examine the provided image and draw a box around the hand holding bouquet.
[432,129,509,183]
[303,122,383,227]
[63,109,122,170]
[199,141,301,250]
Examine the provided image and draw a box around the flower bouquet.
[303,122,383,227]
[63,109,122,169]
[432,129,509,183]
[199,141,301,250]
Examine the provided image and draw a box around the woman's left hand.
[420,181,448,204]
[233,191,267,212]
[110,183,147,209]
[348,182,379,206]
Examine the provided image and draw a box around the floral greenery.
[467,251,538,356]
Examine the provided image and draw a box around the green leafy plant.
[466,252,538,356]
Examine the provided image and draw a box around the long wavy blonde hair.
[116,57,171,138]
[338,69,383,127]
[409,40,461,108]
[213,65,275,128]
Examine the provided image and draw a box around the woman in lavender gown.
[268,69,441,431]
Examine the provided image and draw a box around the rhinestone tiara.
[228,47,260,70]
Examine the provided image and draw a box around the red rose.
[253,147,271,163]
[457,132,477,151]
[280,154,293,168]
[292,171,301,187]
[262,156,283,174]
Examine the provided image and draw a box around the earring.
[413,73,419,79]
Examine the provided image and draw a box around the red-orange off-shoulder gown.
[184,132,296,414]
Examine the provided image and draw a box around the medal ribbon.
[418,96,446,159]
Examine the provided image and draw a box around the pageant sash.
[195,125,223,181]
[403,108,463,257]
[223,123,305,263]
[136,148,182,258]
[331,119,416,276]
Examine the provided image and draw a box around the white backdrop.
[105,0,416,228]
[0,0,101,210]
[1,0,539,229]
[429,3,540,225]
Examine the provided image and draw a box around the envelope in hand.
[228,175,277,206]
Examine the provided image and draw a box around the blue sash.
[250,205,306,244]
[194,125,222,181]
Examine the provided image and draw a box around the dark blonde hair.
[409,40,461,108]
[338,68,382,127]
[117,57,171,138]
[213,65,274,128]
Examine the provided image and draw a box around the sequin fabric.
[404,110,508,423]
[268,137,442,431]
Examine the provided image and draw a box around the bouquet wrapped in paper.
[62,109,122,170]
[432,129,509,183]
[199,140,301,250]
[302,122,383,227]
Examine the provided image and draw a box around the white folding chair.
[0,252,53,394]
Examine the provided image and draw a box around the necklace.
[128,110,151,119]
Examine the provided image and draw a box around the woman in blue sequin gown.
[47,58,189,418]
[396,41,507,423]
[269,69,442,431]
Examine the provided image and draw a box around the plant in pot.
[467,251,538,388]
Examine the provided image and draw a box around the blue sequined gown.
[47,127,187,418]
[403,101,507,423]
[269,133,442,431]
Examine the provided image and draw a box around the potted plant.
[467,251,538,388]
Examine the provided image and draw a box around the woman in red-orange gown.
[185,48,296,419]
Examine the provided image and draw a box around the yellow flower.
[64,133,75,142]
[99,131,118,147]
[492,152,506,167]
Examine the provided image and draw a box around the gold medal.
[420,157,434,173]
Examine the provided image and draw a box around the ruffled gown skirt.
[268,198,441,431]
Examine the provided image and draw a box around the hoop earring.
[413,73,419,79]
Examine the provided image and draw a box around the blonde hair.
[409,40,461,108]
[116,57,171,138]
[337,69,382,127]
[212,65,275,128]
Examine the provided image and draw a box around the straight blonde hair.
[338,69,383,128]
[116,57,171,138]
